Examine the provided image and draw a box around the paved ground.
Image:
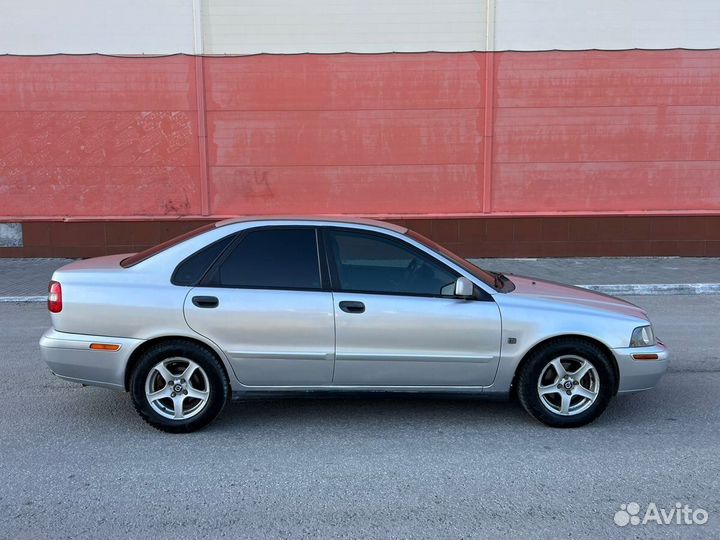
[0,258,73,297]
[473,257,720,286]
[1,257,720,298]
[1,295,718,539]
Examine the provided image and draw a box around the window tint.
[327,230,458,296]
[172,234,235,286]
[405,230,511,292]
[210,228,321,289]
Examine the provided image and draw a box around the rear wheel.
[517,339,616,428]
[130,340,229,433]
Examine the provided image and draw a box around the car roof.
[214,215,408,234]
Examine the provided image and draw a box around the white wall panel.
[1,0,718,56]
[495,0,720,51]
[0,0,195,54]
[202,0,487,54]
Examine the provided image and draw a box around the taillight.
[48,281,62,313]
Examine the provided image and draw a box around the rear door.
[183,227,335,386]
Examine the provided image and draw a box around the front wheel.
[516,339,616,428]
[130,340,229,433]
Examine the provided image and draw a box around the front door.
[324,228,502,387]
[184,227,335,386]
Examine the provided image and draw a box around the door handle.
[339,301,365,314]
[192,295,219,308]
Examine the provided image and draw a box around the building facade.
[1,0,719,257]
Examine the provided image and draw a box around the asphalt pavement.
[1,294,719,539]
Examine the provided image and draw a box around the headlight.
[630,325,655,347]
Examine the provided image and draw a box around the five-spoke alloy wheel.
[130,340,229,433]
[517,339,615,428]
[537,355,599,416]
[144,358,211,420]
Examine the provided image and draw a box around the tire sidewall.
[130,341,228,433]
[518,340,616,428]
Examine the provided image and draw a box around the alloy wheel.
[144,357,210,420]
[537,355,600,416]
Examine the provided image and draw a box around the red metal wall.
[0,55,202,218]
[1,50,719,220]
[205,53,486,216]
[492,51,720,214]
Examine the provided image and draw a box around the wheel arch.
[124,335,231,391]
[511,334,620,396]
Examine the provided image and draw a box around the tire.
[516,338,616,428]
[130,340,229,433]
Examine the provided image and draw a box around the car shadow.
[61,373,706,437]
[89,389,535,434]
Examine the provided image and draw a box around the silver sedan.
[40,217,668,432]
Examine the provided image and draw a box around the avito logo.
[614,502,709,527]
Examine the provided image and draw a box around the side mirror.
[454,276,474,298]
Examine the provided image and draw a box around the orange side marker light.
[89,343,121,351]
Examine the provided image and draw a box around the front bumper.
[612,340,669,393]
[39,328,143,390]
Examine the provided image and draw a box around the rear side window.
[172,234,235,286]
[207,228,321,290]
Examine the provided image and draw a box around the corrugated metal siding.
[0,56,202,217]
[205,54,485,214]
[494,0,720,51]
[201,0,487,54]
[203,54,485,110]
[2,50,719,219]
[3,0,719,55]
[0,0,195,55]
[491,50,720,213]
[0,1,719,221]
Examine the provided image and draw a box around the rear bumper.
[613,340,670,393]
[39,328,143,390]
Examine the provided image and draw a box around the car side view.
[40,217,668,432]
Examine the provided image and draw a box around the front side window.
[326,229,457,296]
[208,228,321,290]
[406,230,513,292]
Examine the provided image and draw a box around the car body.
[40,216,668,431]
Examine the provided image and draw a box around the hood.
[507,275,648,319]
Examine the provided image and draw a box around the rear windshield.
[120,224,216,268]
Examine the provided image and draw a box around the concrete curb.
[577,283,720,295]
[1,283,720,303]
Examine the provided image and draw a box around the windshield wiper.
[489,270,508,289]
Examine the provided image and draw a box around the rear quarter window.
[171,234,236,286]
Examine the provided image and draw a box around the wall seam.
[482,0,496,214]
[193,0,210,216]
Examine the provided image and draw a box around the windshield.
[406,230,512,292]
